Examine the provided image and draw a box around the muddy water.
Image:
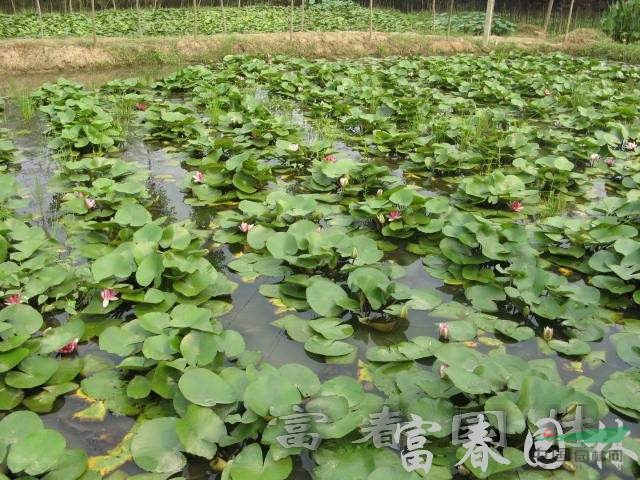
[2,70,639,479]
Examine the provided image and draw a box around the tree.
[35,0,44,37]
[483,0,495,43]
[220,0,227,33]
[543,0,554,33]
[301,0,305,32]
[136,0,142,36]
[289,0,294,41]
[9,0,16,14]
[432,0,436,31]
[90,0,97,47]
[564,0,576,41]
[369,0,373,42]
[447,0,454,37]
[192,0,197,37]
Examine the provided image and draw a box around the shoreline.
[0,29,637,82]
[0,31,557,75]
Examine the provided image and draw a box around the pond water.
[1,56,640,480]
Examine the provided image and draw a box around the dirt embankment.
[0,31,563,75]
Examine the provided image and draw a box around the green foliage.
[602,0,640,43]
[0,6,515,39]
[1,51,640,480]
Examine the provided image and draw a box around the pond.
[0,53,639,480]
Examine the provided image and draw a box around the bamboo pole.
[192,0,197,37]
[543,0,554,33]
[447,0,453,37]
[35,0,44,37]
[431,0,436,31]
[301,0,305,32]
[289,0,293,42]
[483,0,495,44]
[369,0,373,42]
[220,0,227,33]
[90,0,96,46]
[564,0,575,41]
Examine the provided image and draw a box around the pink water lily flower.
[84,197,96,209]
[438,322,450,341]
[4,293,22,305]
[192,171,205,184]
[239,222,254,233]
[606,158,615,167]
[101,288,118,308]
[387,210,402,221]
[626,141,637,151]
[509,201,524,213]
[589,153,600,163]
[324,154,337,163]
[544,89,552,97]
[135,103,147,111]
[58,338,79,354]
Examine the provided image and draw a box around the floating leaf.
[131,417,186,474]
[178,368,236,406]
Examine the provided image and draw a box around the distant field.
[0,5,516,38]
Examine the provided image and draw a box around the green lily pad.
[229,444,292,480]
[176,405,226,458]
[548,339,591,356]
[7,429,66,476]
[131,417,186,474]
[306,277,348,317]
[178,368,236,406]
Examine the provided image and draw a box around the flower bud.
[438,322,450,341]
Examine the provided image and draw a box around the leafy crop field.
[0,51,639,479]
[0,5,516,38]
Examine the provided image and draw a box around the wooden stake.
[431,0,436,31]
[192,0,197,37]
[483,0,495,44]
[90,0,96,46]
[91,0,98,48]
[35,0,44,37]
[369,0,373,42]
[289,0,293,42]
[543,0,554,33]
[220,0,227,33]
[564,0,575,41]
[136,0,141,36]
